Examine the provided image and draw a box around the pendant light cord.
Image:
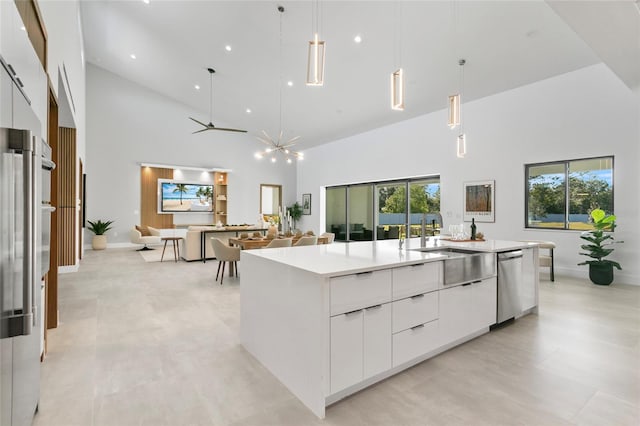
[279,7,284,135]
[209,71,214,123]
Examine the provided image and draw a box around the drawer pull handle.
[411,324,425,331]
[344,309,362,316]
[411,294,425,300]
[462,282,472,287]
[472,280,482,284]
[365,304,382,310]
[356,271,373,276]
[410,263,425,268]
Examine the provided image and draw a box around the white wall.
[85,64,296,244]
[297,64,639,285]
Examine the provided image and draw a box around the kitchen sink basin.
[413,247,496,285]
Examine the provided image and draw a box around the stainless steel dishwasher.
[497,250,523,324]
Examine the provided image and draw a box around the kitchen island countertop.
[241,237,538,277]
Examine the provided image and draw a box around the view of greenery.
[527,157,613,230]
[380,184,441,214]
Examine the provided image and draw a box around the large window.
[326,176,441,241]
[526,156,614,230]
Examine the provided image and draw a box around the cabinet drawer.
[330,269,392,316]
[392,320,439,367]
[392,291,438,333]
[392,262,441,300]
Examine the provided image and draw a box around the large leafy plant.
[578,209,622,270]
[287,202,303,229]
[87,220,114,236]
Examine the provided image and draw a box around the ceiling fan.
[189,68,247,134]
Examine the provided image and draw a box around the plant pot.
[589,263,614,285]
[92,235,107,250]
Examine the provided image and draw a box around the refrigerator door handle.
[22,132,34,335]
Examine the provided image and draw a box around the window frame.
[524,155,614,231]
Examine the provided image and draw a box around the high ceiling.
[79,1,638,151]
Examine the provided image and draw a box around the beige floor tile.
[34,248,640,426]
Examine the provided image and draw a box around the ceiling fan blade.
[214,127,248,133]
[192,128,211,134]
[189,117,209,127]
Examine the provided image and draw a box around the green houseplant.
[87,219,114,250]
[578,209,623,285]
[287,202,303,230]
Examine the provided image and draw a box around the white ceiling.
[79,1,638,151]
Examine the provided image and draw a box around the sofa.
[180,226,218,261]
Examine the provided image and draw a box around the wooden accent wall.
[58,127,76,266]
[46,86,58,332]
[14,0,47,70]
[141,167,174,228]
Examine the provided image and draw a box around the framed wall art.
[302,193,311,215]
[463,180,495,222]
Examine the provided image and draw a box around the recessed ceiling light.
[287,81,293,87]
[354,35,362,43]
[20,26,26,31]
[130,53,137,59]
[245,108,252,114]
[194,84,200,90]
[142,0,150,4]
[225,45,232,52]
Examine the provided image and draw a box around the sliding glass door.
[376,182,406,240]
[326,187,347,241]
[325,176,440,242]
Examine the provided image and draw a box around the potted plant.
[287,202,303,230]
[87,219,114,250]
[578,209,623,285]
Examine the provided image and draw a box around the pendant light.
[255,6,304,164]
[390,1,404,111]
[456,59,467,158]
[306,0,325,86]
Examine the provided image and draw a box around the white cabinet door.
[392,262,441,299]
[471,277,497,331]
[363,304,392,379]
[439,284,472,345]
[330,311,363,393]
[521,247,537,312]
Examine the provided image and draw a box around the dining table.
[229,235,329,250]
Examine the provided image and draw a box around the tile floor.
[34,248,640,426]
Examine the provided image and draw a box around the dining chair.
[211,238,240,285]
[320,232,335,243]
[294,236,318,246]
[264,238,292,248]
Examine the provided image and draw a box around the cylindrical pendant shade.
[391,68,404,111]
[306,33,325,86]
[448,94,460,129]
[457,134,466,158]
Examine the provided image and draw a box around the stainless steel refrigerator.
[1,55,47,426]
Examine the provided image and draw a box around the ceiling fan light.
[306,33,325,86]
[271,157,277,163]
[255,152,263,159]
[287,158,292,164]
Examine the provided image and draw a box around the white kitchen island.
[240,238,538,418]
